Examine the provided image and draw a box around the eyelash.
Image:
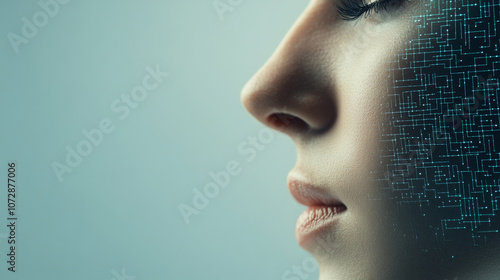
[336,0,408,21]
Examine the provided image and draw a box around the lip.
[295,205,346,246]
[288,175,347,247]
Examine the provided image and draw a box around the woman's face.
[241,0,499,279]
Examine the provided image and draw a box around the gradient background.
[0,1,317,279]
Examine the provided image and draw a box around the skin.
[241,0,500,279]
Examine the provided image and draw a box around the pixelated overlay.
[379,0,500,246]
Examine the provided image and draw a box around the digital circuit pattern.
[380,0,500,245]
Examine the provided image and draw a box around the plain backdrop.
[0,1,318,279]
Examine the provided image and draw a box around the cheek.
[334,23,417,172]
[331,16,434,235]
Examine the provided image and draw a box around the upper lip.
[287,174,345,207]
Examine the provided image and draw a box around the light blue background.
[0,1,318,279]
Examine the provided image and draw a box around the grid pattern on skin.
[379,0,500,246]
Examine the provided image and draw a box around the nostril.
[267,113,309,132]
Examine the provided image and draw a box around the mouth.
[288,175,347,247]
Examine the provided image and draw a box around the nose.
[240,3,337,139]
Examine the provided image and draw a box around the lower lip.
[295,205,347,246]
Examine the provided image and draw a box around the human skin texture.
[241,0,500,279]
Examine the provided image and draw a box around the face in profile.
[241,0,500,279]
